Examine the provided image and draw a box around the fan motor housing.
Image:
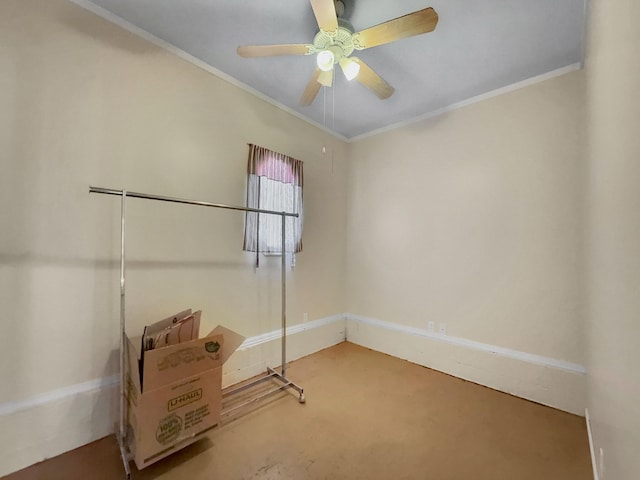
[312,17,355,63]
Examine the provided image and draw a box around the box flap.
[208,325,245,365]
[125,335,141,393]
[142,335,224,392]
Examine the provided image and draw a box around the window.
[243,144,303,264]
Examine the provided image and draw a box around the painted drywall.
[346,69,587,412]
[4,0,624,476]
[584,0,640,478]
[0,0,347,474]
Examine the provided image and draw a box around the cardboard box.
[125,316,244,469]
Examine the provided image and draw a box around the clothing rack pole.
[89,186,305,478]
[89,186,300,217]
[281,213,287,378]
[117,191,130,479]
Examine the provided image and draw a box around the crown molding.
[68,0,348,142]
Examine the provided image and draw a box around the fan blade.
[352,58,394,99]
[354,7,438,50]
[237,44,311,58]
[310,0,338,33]
[300,69,323,106]
[317,69,333,87]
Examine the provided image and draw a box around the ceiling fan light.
[340,57,360,81]
[316,50,335,72]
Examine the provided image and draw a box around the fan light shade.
[316,50,335,71]
[339,57,360,81]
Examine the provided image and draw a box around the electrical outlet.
[427,321,435,333]
[303,313,309,323]
[439,323,447,335]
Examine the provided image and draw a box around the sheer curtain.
[243,144,303,266]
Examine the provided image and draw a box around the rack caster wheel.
[299,394,306,404]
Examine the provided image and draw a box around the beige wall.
[347,70,586,365]
[6,0,640,476]
[0,0,346,412]
[585,0,640,478]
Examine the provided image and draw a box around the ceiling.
[81,0,586,139]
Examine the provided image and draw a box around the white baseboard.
[585,408,600,480]
[346,314,586,415]
[0,312,587,476]
[222,314,347,387]
[0,380,119,478]
[0,314,346,477]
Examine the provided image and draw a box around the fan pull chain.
[323,83,327,127]
[331,79,335,174]
[332,77,335,131]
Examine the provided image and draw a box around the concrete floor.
[4,342,592,479]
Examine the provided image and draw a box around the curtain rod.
[89,186,298,217]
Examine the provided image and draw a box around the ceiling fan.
[237,0,439,106]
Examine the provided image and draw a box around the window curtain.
[243,144,303,265]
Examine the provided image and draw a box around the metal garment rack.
[89,186,305,479]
